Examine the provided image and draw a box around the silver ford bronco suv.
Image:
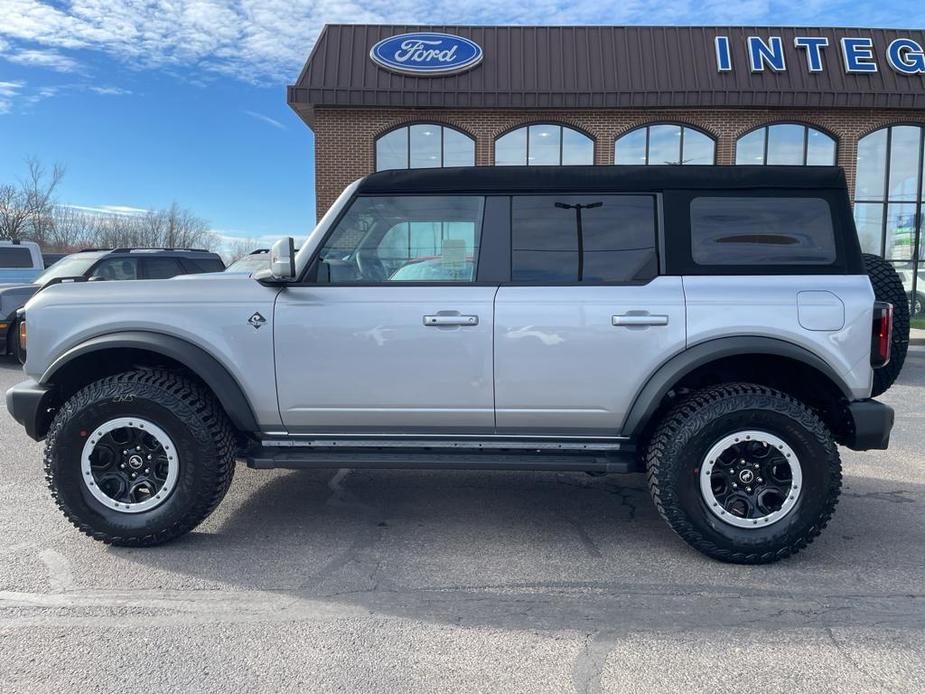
[5,166,906,563]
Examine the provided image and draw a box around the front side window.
[494,124,594,166]
[614,124,715,165]
[690,197,836,265]
[375,124,475,171]
[735,124,836,166]
[317,196,483,283]
[511,195,657,283]
[89,257,139,281]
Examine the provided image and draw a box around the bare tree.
[223,236,262,264]
[0,158,65,242]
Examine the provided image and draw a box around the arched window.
[614,124,715,165]
[735,123,836,166]
[494,124,593,166]
[854,124,925,317]
[375,124,475,171]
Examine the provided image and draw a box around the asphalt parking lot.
[1,353,924,693]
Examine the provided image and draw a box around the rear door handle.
[424,314,479,326]
[612,314,669,327]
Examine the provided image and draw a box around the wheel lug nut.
[746,486,752,492]
[136,446,141,451]
[130,473,136,479]
[147,455,152,460]
[732,483,738,489]
[144,468,150,473]
[753,464,759,469]
[757,477,763,483]
[120,463,126,469]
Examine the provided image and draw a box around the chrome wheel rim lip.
[699,430,802,529]
[80,417,178,514]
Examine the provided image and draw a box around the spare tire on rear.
[863,253,909,397]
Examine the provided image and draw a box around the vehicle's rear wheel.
[44,369,236,546]
[646,383,841,564]
[863,253,909,396]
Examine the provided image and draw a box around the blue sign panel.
[369,32,483,76]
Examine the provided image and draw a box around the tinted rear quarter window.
[0,247,34,268]
[690,197,836,265]
[183,257,225,273]
[511,195,657,283]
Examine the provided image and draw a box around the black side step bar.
[239,445,641,473]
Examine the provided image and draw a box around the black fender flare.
[42,331,258,432]
[621,336,854,438]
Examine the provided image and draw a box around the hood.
[0,283,40,318]
[26,274,277,314]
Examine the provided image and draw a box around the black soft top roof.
[356,165,847,195]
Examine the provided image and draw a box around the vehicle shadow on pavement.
[112,460,925,634]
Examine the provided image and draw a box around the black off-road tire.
[646,383,842,564]
[44,369,236,546]
[863,253,909,397]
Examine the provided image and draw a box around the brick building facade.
[290,25,925,311]
[309,106,924,216]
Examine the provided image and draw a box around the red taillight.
[871,302,893,368]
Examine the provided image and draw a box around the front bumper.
[843,399,894,451]
[5,379,56,441]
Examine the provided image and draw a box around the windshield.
[225,254,270,273]
[32,254,102,285]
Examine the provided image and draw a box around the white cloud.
[88,85,132,95]
[62,203,149,216]
[0,1,914,85]
[3,48,80,72]
[244,109,286,129]
[0,80,25,113]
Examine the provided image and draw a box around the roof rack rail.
[77,248,114,252]
[109,247,213,253]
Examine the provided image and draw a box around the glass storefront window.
[494,124,593,166]
[855,124,925,319]
[614,124,715,165]
[734,123,836,166]
[375,124,475,171]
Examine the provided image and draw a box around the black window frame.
[663,188,863,276]
[506,192,661,286]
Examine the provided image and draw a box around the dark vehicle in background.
[0,247,224,357]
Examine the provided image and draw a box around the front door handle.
[612,314,669,327]
[424,314,479,327]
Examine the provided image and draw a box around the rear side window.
[182,257,225,273]
[0,247,34,268]
[143,257,186,279]
[690,197,836,265]
[511,195,657,283]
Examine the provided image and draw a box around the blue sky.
[0,1,918,242]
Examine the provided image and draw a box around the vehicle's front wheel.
[646,383,841,564]
[44,369,236,546]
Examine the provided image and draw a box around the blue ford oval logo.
[369,32,483,76]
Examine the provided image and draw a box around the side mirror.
[269,237,296,280]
